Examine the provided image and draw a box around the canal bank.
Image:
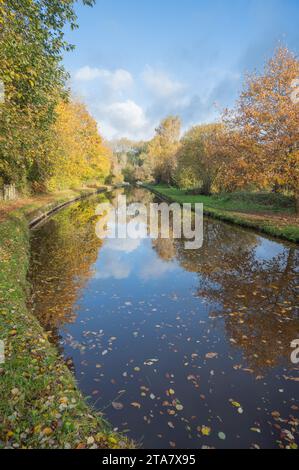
[144,184,299,244]
[0,188,134,449]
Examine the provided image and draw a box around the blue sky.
[64,0,299,140]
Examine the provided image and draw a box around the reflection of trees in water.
[154,217,299,372]
[28,187,151,338]
[30,187,299,373]
[28,198,105,334]
[126,187,154,206]
[152,238,176,262]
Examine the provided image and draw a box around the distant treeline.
[0,1,111,194]
[112,48,299,212]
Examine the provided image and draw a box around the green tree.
[176,123,225,194]
[0,0,95,190]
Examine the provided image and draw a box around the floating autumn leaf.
[176,404,184,412]
[250,428,261,434]
[131,402,141,409]
[206,352,218,359]
[283,375,299,382]
[112,402,124,411]
[201,426,211,436]
[187,375,196,381]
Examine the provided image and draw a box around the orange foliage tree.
[222,47,299,210]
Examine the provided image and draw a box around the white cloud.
[75,66,133,91]
[100,99,151,139]
[142,66,185,98]
[72,63,240,141]
[106,100,146,129]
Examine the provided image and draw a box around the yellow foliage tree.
[48,99,111,190]
[147,116,181,184]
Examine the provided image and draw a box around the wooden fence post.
[2,184,17,201]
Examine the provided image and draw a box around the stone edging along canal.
[0,186,134,449]
[28,186,108,228]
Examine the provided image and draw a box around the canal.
[28,187,299,449]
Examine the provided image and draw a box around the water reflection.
[29,187,299,449]
[174,223,299,372]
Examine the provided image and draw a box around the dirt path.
[0,189,100,223]
[0,195,61,222]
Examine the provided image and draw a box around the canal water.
[28,187,299,449]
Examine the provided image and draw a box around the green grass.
[145,184,299,243]
[0,191,134,449]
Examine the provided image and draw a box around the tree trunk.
[201,178,212,196]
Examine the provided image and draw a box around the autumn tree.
[147,116,181,184]
[223,47,299,210]
[175,123,226,194]
[0,0,95,190]
[48,99,111,190]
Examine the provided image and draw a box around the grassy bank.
[0,189,134,449]
[145,184,299,243]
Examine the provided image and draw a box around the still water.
[28,188,299,449]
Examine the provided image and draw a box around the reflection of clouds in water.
[104,219,147,253]
[105,237,142,253]
[254,238,286,262]
[94,233,178,281]
[94,230,141,280]
[95,254,131,280]
[140,258,177,281]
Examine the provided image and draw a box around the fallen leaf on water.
[176,404,184,412]
[131,402,141,409]
[112,402,124,411]
[250,428,261,434]
[231,401,241,408]
[206,352,218,359]
[201,426,211,436]
[283,375,299,382]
